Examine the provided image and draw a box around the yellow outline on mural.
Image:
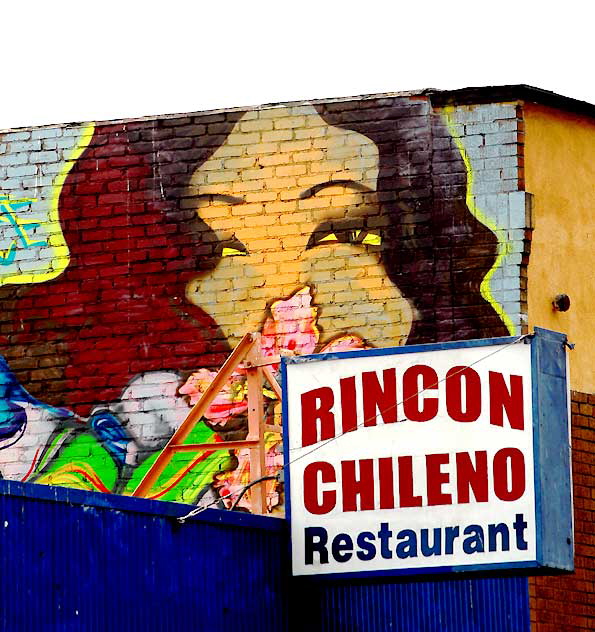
[442,107,516,336]
[0,122,95,286]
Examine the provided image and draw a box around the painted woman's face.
[186,105,413,350]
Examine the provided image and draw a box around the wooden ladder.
[131,333,282,514]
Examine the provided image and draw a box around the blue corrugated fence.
[0,480,529,631]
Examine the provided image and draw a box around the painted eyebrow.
[195,193,244,205]
[299,179,375,200]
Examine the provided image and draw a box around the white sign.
[283,340,543,577]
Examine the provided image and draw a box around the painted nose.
[187,255,309,346]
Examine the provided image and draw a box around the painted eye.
[308,227,382,249]
[350,229,382,246]
[361,232,381,246]
[218,238,248,257]
[221,247,248,257]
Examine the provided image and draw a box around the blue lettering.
[488,523,510,552]
[513,513,528,550]
[356,531,376,561]
[445,526,460,554]
[396,529,418,558]
[331,533,353,563]
[378,522,393,559]
[304,526,328,565]
[463,524,485,554]
[420,527,442,556]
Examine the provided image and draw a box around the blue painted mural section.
[0,480,530,631]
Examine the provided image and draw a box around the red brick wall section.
[529,391,595,631]
[0,96,528,511]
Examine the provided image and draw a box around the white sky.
[2,0,593,130]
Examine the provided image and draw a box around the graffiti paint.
[0,123,94,285]
[0,195,45,265]
[0,97,520,513]
[442,106,516,335]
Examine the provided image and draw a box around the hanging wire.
[177,475,279,523]
[177,333,532,523]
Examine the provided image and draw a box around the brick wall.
[529,391,595,631]
[0,94,526,511]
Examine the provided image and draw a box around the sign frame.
[281,328,573,579]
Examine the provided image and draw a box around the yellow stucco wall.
[525,103,595,392]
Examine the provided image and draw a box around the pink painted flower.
[200,291,369,510]
[261,286,319,362]
[179,286,369,482]
[320,334,368,354]
[178,369,248,424]
[261,287,369,362]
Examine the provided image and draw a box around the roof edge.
[1,85,593,134]
[428,84,595,118]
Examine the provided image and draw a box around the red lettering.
[341,459,375,512]
[340,376,358,434]
[446,366,481,422]
[456,451,489,503]
[303,461,336,514]
[426,453,452,505]
[493,448,526,501]
[378,457,395,509]
[398,455,422,507]
[301,387,335,447]
[489,372,524,430]
[362,369,397,425]
[402,365,439,422]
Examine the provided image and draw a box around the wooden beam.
[262,364,283,400]
[170,440,260,452]
[246,334,267,514]
[132,333,257,498]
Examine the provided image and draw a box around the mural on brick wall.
[0,98,519,513]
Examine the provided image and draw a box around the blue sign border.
[281,329,574,579]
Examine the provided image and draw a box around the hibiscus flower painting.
[177,286,367,513]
